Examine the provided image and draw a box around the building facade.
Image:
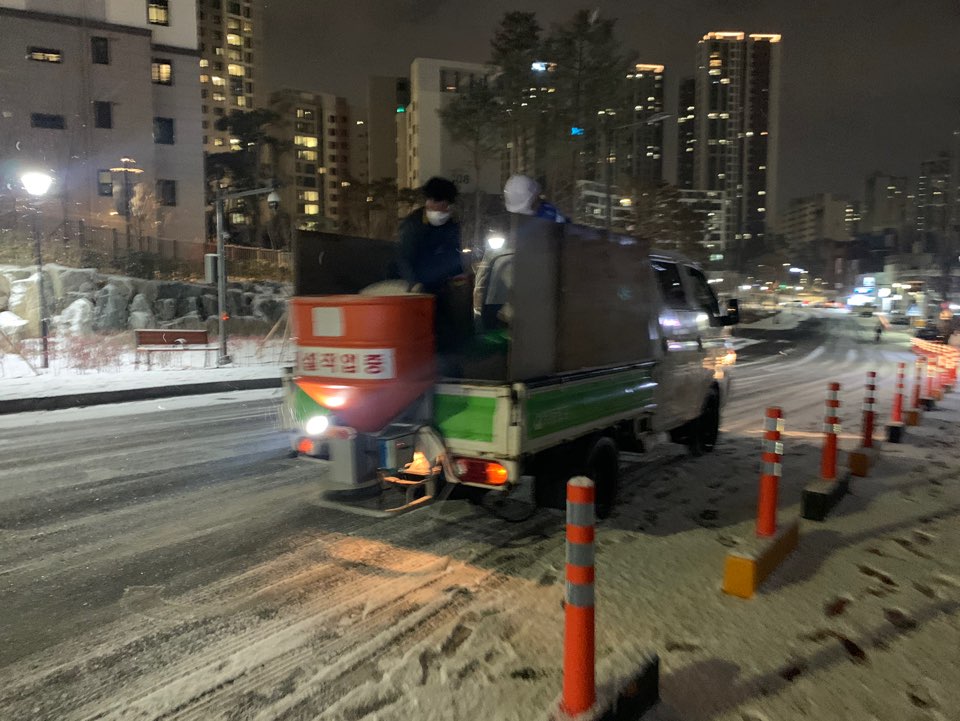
[269,88,352,231]
[367,76,409,183]
[693,31,781,249]
[196,0,264,152]
[915,152,952,236]
[0,0,205,244]
[618,63,665,185]
[863,171,908,234]
[676,189,730,260]
[399,58,500,194]
[676,77,696,190]
[781,193,851,246]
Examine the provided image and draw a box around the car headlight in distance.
[305,415,329,436]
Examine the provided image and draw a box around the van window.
[652,261,688,309]
[685,266,720,316]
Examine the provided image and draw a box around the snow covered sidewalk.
[0,337,290,410]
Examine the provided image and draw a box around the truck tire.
[585,437,619,519]
[688,390,720,456]
[532,437,619,518]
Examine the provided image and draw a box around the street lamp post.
[21,171,53,369]
[109,157,143,251]
[213,184,279,366]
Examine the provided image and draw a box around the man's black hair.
[422,177,458,203]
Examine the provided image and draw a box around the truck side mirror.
[724,298,740,326]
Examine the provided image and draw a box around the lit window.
[211,76,225,86]
[200,58,209,68]
[236,96,246,107]
[147,0,169,26]
[227,33,242,46]
[200,74,209,83]
[302,203,320,215]
[27,46,62,63]
[298,190,320,202]
[151,59,173,85]
[296,149,317,161]
[212,91,226,102]
[227,63,244,77]
[294,135,318,148]
[213,138,225,146]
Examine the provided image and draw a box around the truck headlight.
[305,415,329,436]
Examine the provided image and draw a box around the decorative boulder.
[92,283,130,331]
[155,297,177,322]
[55,298,95,337]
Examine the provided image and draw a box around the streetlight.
[21,171,53,369]
[213,183,280,365]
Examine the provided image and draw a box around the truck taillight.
[453,457,509,486]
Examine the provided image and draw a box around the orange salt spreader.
[286,293,439,498]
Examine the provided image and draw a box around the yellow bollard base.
[905,409,923,426]
[722,519,800,599]
[848,445,880,477]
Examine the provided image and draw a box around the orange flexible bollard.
[757,407,783,537]
[926,354,938,399]
[820,382,841,480]
[561,477,596,717]
[861,371,877,448]
[891,362,905,423]
[912,356,926,410]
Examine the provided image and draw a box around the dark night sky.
[264,0,960,209]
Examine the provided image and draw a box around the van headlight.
[305,415,329,436]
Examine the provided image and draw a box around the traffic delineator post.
[554,477,659,721]
[920,354,937,410]
[803,382,851,522]
[934,354,946,399]
[906,356,926,425]
[886,362,906,443]
[849,371,880,477]
[723,407,799,599]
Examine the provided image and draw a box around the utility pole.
[214,184,280,366]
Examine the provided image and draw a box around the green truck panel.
[525,368,655,440]
[434,393,497,442]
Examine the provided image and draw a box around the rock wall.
[0,264,289,339]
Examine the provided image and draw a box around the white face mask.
[425,209,451,226]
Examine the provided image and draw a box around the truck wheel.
[689,391,720,456]
[585,438,619,519]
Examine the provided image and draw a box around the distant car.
[890,315,911,326]
[915,326,945,342]
[859,308,875,317]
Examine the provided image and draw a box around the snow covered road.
[1,313,957,721]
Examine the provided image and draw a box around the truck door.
[651,259,702,427]
[682,265,724,403]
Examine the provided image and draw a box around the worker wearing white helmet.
[502,174,568,223]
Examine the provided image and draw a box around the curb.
[0,377,282,415]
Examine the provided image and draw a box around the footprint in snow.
[824,597,851,617]
[883,608,918,631]
[858,565,898,587]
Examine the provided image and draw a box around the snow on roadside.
[0,337,291,401]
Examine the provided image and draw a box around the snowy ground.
[0,337,292,401]
[0,313,957,721]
